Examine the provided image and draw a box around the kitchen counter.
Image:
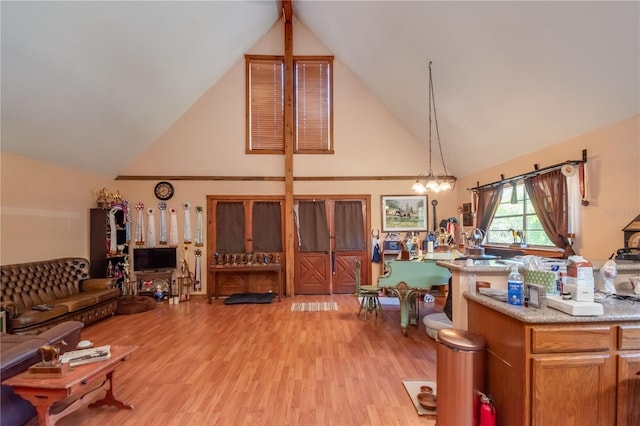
[464,291,640,323]
[437,258,640,330]
[467,291,640,426]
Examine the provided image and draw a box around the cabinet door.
[531,354,615,426]
[617,354,640,426]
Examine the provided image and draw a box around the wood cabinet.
[468,301,639,426]
[617,325,640,426]
[206,197,284,297]
[90,207,128,287]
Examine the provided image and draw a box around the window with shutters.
[246,55,333,154]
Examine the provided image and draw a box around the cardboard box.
[564,283,594,302]
[566,256,594,289]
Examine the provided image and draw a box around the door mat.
[402,379,438,416]
[290,302,338,312]
[223,293,276,305]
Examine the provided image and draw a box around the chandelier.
[412,61,457,194]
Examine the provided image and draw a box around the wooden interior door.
[294,196,370,295]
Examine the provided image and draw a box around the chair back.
[354,258,362,294]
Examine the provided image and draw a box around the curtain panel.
[524,169,574,255]
[215,202,245,252]
[297,201,330,252]
[334,201,365,250]
[252,202,283,251]
[476,184,504,233]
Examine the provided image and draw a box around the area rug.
[402,379,438,416]
[223,293,276,305]
[290,302,338,312]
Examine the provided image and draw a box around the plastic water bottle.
[507,265,523,306]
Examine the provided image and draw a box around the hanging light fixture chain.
[412,60,457,194]
[429,61,450,176]
[427,61,433,175]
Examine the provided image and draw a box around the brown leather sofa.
[0,258,120,335]
[1,321,83,426]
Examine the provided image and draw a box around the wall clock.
[154,181,174,201]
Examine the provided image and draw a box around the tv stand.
[134,269,174,300]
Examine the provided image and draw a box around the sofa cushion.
[8,305,69,331]
[54,294,104,312]
[88,288,122,304]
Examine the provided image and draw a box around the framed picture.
[381,195,428,232]
[526,283,547,309]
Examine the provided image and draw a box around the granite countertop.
[465,291,640,323]
[591,259,640,272]
[438,258,640,273]
[436,259,512,272]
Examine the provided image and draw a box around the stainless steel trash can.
[436,328,486,426]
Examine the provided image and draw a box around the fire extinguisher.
[480,393,496,426]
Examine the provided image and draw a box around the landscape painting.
[381,195,428,232]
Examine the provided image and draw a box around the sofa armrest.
[81,278,116,291]
[37,321,84,351]
[0,301,18,319]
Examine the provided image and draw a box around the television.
[133,247,177,272]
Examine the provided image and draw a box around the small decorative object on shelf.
[112,190,123,205]
[96,188,109,209]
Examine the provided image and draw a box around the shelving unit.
[90,207,129,288]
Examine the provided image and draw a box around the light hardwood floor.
[54,294,443,426]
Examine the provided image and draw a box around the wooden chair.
[355,259,384,320]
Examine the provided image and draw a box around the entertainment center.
[132,247,177,300]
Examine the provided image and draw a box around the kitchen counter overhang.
[436,258,640,330]
[464,291,640,324]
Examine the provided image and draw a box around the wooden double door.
[207,195,370,296]
[293,195,370,295]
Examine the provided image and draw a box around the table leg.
[34,403,55,426]
[391,282,419,336]
[88,370,133,410]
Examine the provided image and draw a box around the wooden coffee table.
[2,345,138,426]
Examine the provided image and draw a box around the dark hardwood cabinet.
[90,207,129,287]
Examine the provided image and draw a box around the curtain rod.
[468,149,587,191]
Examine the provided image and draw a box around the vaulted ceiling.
[2,1,638,178]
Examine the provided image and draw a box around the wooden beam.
[282,0,295,297]
[115,175,418,182]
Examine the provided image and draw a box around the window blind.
[295,59,332,152]
[248,58,284,152]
